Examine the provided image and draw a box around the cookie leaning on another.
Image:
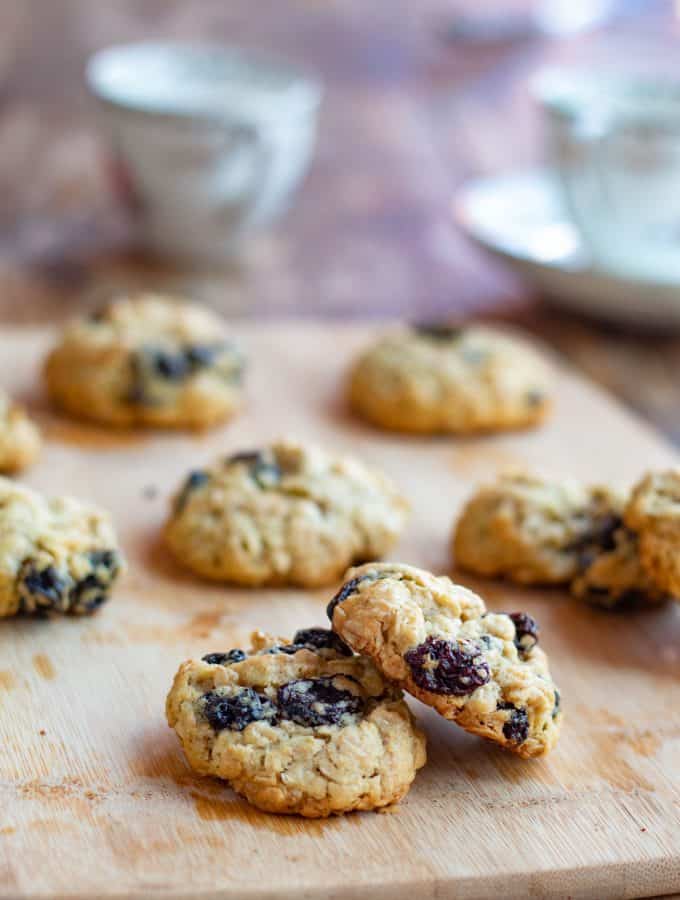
[0,477,124,617]
[0,391,41,473]
[328,562,562,759]
[164,439,409,587]
[625,469,680,601]
[166,629,426,817]
[44,293,245,429]
[453,471,672,609]
[452,471,622,586]
[348,323,553,434]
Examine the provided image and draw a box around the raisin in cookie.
[166,628,426,817]
[327,563,562,758]
[0,391,41,472]
[44,293,244,429]
[624,469,680,600]
[348,324,552,434]
[164,440,409,587]
[453,472,623,585]
[571,524,668,610]
[0,478,123,617]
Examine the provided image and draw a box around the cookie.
[625,469,680,600]
[44,293,245,429]
[164,440,409,587]
[571,525,668,610]
[166,628,426,817]
[328,563,562,758]
[0,391,41,472]
[0,477,123,617]
[453,472,623,585]
[348,323,552,434]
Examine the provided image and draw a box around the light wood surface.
[0,322,679,900]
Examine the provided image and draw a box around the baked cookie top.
[327,562,562,758]
[0,391,41,473]
[164,439,409,587]
[44,294,244,429]
[348,324,553,434]
[453,471,623,585]
[625,469,680,599]
[0,477,123,617]
[166,629,427,817]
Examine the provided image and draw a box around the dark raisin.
[175,470,209,513]
[69,549,121,615]
[18,564,71,615]
[552,688,561,719]
[277,676,364,727]
[265,644,299,655]
[326,574,371,620]
[584,586,648,611]
[292,627,353,656]
[70,585,108,614]
[412,322,462,341]
[184,344,220,368]
[89,549,117,569]
[570,514,623,569]
[226,451,263,466]
[615,589,650,608]
[263,632,352,657]
[508,612,539,657]
[128,341,236,404]
[89,305,110,323]
[404,636,490,696]
[590,515,622,553]
[126,352,154,406]
[502,706,530,744]
[225,451,281,489]
[202,649,247,665]
[526,389,545,407]
[153,349,189,380]
[584,584,610,597]
[202,688,276,732]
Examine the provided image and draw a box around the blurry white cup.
[533,67,680,283]
[87,42,322,264]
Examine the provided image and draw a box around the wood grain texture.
[0,322,678,899]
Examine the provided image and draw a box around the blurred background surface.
[2,0,680,440]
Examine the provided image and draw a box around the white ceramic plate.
[454,168,680,328]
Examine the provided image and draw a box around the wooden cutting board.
[0,322,679,900]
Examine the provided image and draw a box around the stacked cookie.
[167,563,562,817]
[453,470,677,609]
[167,627,427,818]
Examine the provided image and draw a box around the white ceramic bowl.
[87,42,322,264]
